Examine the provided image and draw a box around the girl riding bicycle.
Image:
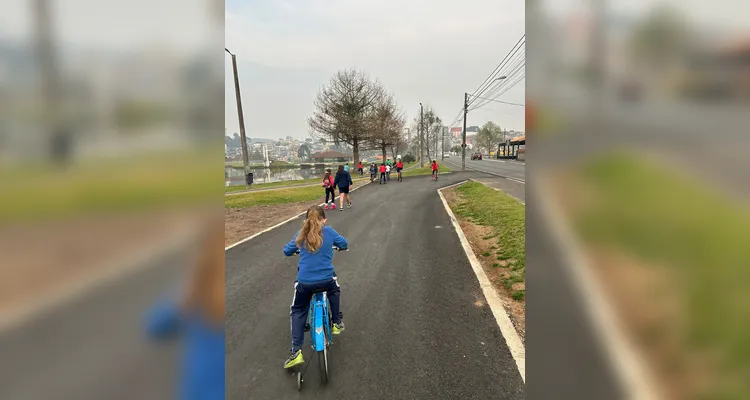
[282,206,347,369]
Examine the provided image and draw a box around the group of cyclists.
[358,158,405,184]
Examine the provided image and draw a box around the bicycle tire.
[318,348,329,384]
[297,372,303,391]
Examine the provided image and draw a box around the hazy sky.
[0,0,216,53]
[225,0,526,140]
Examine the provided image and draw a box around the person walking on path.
[343,163,349,173]
[379,163,387,185]
[385,163,391,181]
[322,169,336,210]
[334,165,353,210]
[357,161,364,177]
[369,163,377,182]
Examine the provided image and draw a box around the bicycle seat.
[310,288,329,294]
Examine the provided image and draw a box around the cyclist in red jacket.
[431,160,439,181]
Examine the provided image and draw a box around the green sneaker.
[284,349,304,369]
[332,321,345,335]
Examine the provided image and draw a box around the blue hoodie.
[283,226,348,283]
[145,299,225,400]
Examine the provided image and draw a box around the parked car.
[471,153,483,160]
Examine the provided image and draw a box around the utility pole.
[461,92,468,171]
[226,48,250,178]
[441,126,445,161]
[434,126,438,161]
[419,103,424,167]
[33,0,70,165]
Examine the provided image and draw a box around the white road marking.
[533,178,658,399]
[438,181,526,382]
[507,177,526,184]
[225,180,373,250]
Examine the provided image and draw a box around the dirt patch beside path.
[224,197,326,247]
[443,188,526,341]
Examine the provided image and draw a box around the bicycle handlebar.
[293,246,348,255]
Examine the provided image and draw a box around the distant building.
[449,127,462,138]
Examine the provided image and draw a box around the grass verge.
[562,152,750,399]
[402,163,452,177]
[452,181,525,301]
[225,185,325,208]
[225,178,319,192]
[0,148,221,223]
[225,176,369,193]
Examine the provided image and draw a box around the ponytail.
[296,206,325,252]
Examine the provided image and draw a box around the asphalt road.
[444,158,525,182]
[442,158,525,202]
[0,251,186,400]
[538,91,750,199]
[225,172,525,399]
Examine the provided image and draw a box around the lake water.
[225,166,329,186]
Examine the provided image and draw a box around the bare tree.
[389,131,408,161]
[308,69,383,163]
[365,92,405,162]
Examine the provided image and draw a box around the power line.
[470,71,526,111]
[469,75,525,112]
[468,34,525,101]
[469,53,526,110]
[470,50,525,108]
[470,35,525,102]
[467,96,524,107]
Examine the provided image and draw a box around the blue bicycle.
[292,246,347,390]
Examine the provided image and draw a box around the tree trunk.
[381,144,387,163]
[352,138,360,166]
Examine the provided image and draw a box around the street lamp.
[226,47,250,180]
[461,76,507,170]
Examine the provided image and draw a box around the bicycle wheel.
[318,348,329,384]
[297,372,303,391]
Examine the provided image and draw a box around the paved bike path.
[225,172,524,399]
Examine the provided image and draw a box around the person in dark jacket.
[369,163,377,182]
[333,165,353,210]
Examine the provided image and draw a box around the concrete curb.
[437,180,526,382]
